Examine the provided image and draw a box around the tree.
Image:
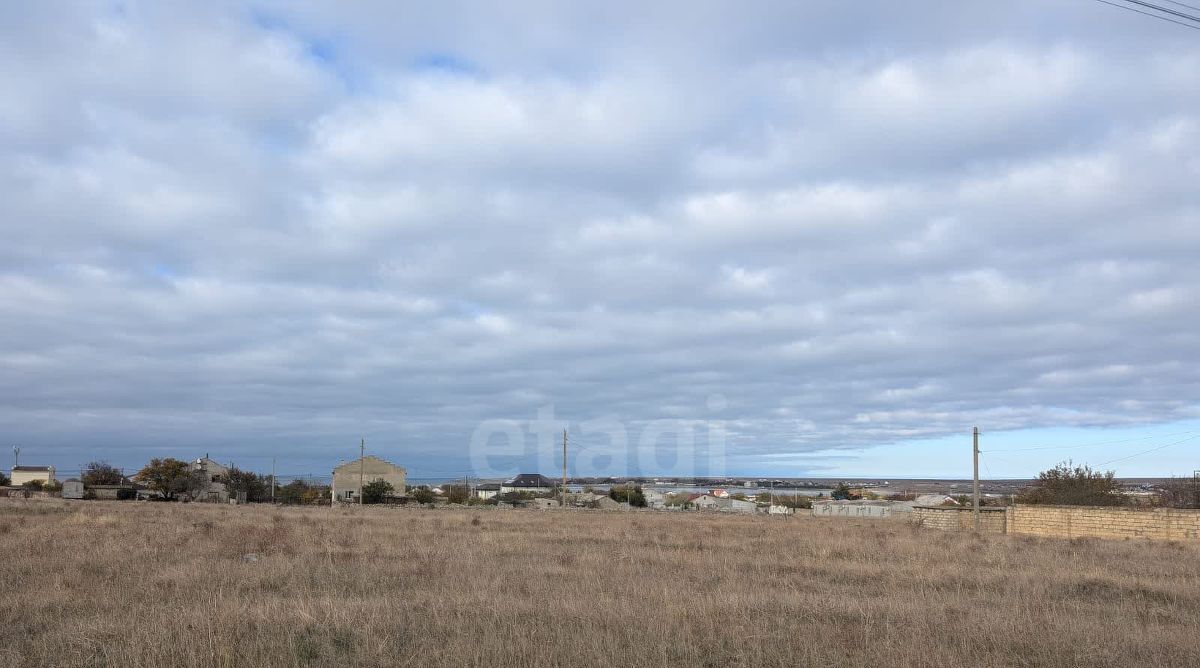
[0,471,9,486]
[22,479,44,490]
[223,467,270,503]
[360,479,394,504]
[82,461,125,486]
[133,458,196,501]
[831,482,853,500]
[1158,476,1200,509]
[278,479,327,505]
[1016,461,1126,507]
[609,484,646,507]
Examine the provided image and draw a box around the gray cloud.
[1,1,1198,476]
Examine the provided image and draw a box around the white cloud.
[1,1,1198,475]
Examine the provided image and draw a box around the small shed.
[62,479,86,499]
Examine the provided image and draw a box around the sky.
[2,1,1199,481]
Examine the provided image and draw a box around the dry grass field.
[2,499,1199,667]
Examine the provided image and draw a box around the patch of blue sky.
[411,52,484,78]
[817,419,1200,479]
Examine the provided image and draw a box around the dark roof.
[13,466,53,472]
[504,473,557,488]
[476,483,501,491]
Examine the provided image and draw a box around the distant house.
[11,466,56,487]
[190,457,230,503]
[710,488,730,498]
[643,490,667,509]
[474,483,501,500]
[691,494,723,510]
[331,456,407,504]
[499,473,558,495]
[914,494,958,507]
[690,494,756,513]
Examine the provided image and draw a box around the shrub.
[609,485,646,507]
[1016,461,1126,507]
[1158,476,1200,509]
[361,479,395,504]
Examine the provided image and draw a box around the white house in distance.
[331,456,407,503]
[10,466,56,487]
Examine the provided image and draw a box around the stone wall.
[1008,505,1200,541]
[911,506,1007,533]
[911,504,1200,540]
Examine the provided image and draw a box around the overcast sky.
[2,1,1198,480]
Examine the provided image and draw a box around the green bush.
[1016,461,1126,507]
[361,479,395,504]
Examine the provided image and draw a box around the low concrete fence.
[912,505,1008,533]
[912,504,1200,540]
[811,500,910,518]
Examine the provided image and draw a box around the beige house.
[190,457,230,503]
[11,466,56,487]
[331,456,406,504]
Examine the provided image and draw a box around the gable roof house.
[499,473,558,495]
[331,456,407,504]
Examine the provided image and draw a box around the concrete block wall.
[1007,505,1200,541]
[911,506,1007,534]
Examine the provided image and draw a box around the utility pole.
[271,458,276,504]
[973,426,980,532]
[359,438,365,506]
[561,429,568,508]
[13,446,19,469]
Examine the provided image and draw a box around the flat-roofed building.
[11,465,56,487]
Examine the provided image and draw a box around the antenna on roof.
[12,446,18,469]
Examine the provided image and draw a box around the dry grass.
[2,499,1199,667]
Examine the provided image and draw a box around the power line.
[1120,0,1200,22]
[1097,433,1200,467]
[1160,0,1200,12]
[982,429,1199,453]
[1091,0,1200,31]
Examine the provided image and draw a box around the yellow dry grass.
[2,498,1199,667]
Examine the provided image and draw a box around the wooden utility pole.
[359,438,365,506]
[271,458,276,504]
[561,429,568,508]
[972,426,980,531]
